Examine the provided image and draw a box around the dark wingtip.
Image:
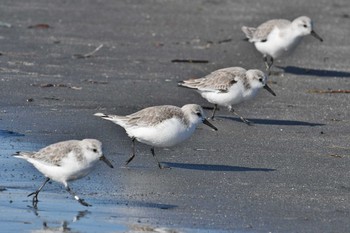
[177,81,194,89]
[12,151,20,156]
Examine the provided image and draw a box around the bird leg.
[210,104,218,120]
[229,107,253,126]
[125,137,136,166]
[150,147,168,169]
[28,177,50,205]
[263,55,274,72]
[65,185,91,207]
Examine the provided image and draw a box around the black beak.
[100,155,114,168]
[203,119,218,131]
[311,30,323,42]
[264,84,276,96]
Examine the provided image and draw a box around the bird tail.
[177,80,188,88]
[12,151,34,159]
[12,151,22,158]
[94,112,108,118]
[241,26,256,41]
[177,80,199,89]
[94,112,127,126]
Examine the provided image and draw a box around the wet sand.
[1,0,350,232]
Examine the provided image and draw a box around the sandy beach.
[1,0,349,232]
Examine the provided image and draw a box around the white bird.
[242,16,323,70]
[94,104,218,169]
[13,139,113,207]
[178,67,276,124]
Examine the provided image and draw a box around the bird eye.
[303,24,307,28]
[259,78,263,82]
[196,112,201,117]
[93,149,97,153]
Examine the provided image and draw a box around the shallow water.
[0,192,126,233]
[0,188,232,233]
[0,131,124,233]
[0,130,233,233]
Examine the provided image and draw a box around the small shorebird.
[14,139,113,207]
[242,16,323,70]
[178,67,276,124]
[94,104,217,169]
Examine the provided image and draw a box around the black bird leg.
[263,55,274,72]
[28,177,50,205]
[65,185,91,207]
[210,104,218,120]
[151,147,168,169]
[229,107,253,126]
[125,137,136,166]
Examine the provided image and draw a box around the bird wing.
[125,105,183,127]
[180,67,246,92]
[17,141,81,166]
[253,19,291,42]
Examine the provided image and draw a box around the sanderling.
[242,16,323,70]
[94,104,218,169]
[178,67,276,124]
[13,139,113,207]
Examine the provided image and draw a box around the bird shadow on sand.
[164,162,275,172]
[217,116,325,127]
[124,200,177,210]
[0,129,25,138]
[275,66,350,78]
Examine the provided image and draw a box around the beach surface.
[1,0,349,232]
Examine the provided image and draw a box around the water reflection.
[126,224,182,233]
[28,205,90,233]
